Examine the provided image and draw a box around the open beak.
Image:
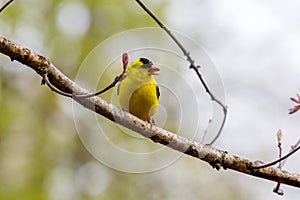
[148,65,160,76]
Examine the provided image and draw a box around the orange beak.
[148,65,160,76]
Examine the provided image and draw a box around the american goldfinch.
[118,58,160,123]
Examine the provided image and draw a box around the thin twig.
[277,130,283,169]
[273,183,284,196]
[0,0,14,13]
[255,100,300,171]
[252,145,300,169]
[190,65,228,144]
[135,0,228,145]
[74,75,122,98]
[281,138,300,167]
[74,53,128,98]
[201,119,212,143]
[273,129,284,195]
[42,53,128,98]
[292,139,300,149]
[274,137,300,191]
[42,74,73,97]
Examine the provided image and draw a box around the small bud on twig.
[277,129,282,146]
[289,94,300,114]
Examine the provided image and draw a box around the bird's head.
[127,58,160,77]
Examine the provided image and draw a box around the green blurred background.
[1,0,300,200]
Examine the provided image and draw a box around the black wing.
[156,85,160,100]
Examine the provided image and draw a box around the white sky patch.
[211,0,284,44]
[56,1,91,37]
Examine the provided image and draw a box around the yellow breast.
[118,77,158,121]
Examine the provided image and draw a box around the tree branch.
[1,35,300,189]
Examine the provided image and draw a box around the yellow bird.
[118,58,160,123]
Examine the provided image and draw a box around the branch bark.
[1,35,300,189]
